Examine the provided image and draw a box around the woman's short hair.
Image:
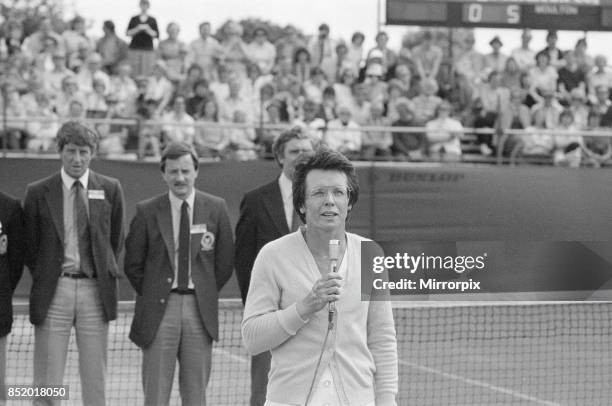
[56,121,98,152]
[292,147,359,223]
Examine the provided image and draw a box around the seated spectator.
[583,111,612,167]
[161,95,195,145]
[157,22,187,83]
[246,62,273,107]
[25,92,59,152]
[4,57,29,94]
[425,101,463,161]
[391,98,424,160]
[63,16,93,58]
[97,121,128,156]
[474,70,510,117]
[185,21,224,82]
[553,109,583,167]
[53,75,85,117]
[194,99,229,158]
[44,50,73,97]
[209,64,231,102]
[519,109,555,157]
[587,55,612,104]
[591,85,612,119]
[277,77,305,122]
[385,79,410,123]
[67,98,86,119]
[455,33,486,86]
[76,52,111,95]
[574,38,593,76]
[293,47,312,84]
[22,17,63,57]
[530,89,563,129]
[144,60,174,116]
[557,50,586,104]
[501,57,522,91]
[362,102,392,160]
[186,79,212,119]
[463,97,498,157]
[317,86,337,122]
[411,77,442,125]
[346,82,371,125]
[536,30,565,70]
[498,89,532,155]
[33,35,60,73]
[411,30,443,80]
[333,67,357,109]
[221,21,250,80]
[568,88,589,129]
[324,105,362,157]
[293,99,325,141]
[272,56,296,92]
[177,63,205,99]
[393,64,416,97]
[436,61,472,114]
[332,42,351,82]
[110,62,138,116]
[364,63,388,105]
[346,32,365,73]
[254,83,276,124]
[218,75,254,123]
[5,20,25,57]
[0,84,27,149]
[518,72,539,108]
[529,52,558,97]
[367,31,398,79]
[85,78,109,117]
[138,124,162,158]
[274,24,306,62]
[484,36,508,73]
[227,110,258,160]
[96,20,128,74]
[303,66,328,104]
[397,33,414,70]
[257,100,284,156]
[247,27,276,75]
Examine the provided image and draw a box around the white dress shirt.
[168,190,196,289]
[278,173,294,231]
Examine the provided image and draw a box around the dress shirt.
[278,173,294,231]
[168,190,195,289]
[60,168,90,273]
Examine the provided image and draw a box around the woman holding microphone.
[242,147,398,406]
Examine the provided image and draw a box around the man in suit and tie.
[0,191,25,406]
[124,142,234,405]
[23,121,125,406]
[235,127,314,406]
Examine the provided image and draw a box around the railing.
[2,115,612,167]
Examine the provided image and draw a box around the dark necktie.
[73,180,94,277]
[178,201,190,290]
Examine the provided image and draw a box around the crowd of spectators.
[1,0,612,166]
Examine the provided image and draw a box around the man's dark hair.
[103,20,115,33]
[56,121,98,152]
[272,127,313,168]
[160,142,199,172]
[292,147,359,223]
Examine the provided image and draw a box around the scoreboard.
[386,0,612,30]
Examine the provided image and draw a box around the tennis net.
[6,300,612,405]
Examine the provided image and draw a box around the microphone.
[328,240,340,325]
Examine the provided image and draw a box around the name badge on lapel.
[190,224,207,234]
[88,189,105,200]
[0,221,6,255]
[198,224,215,252]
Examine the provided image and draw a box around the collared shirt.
[60,168,90,273]
[278,173,294,231]
[168,190,196,289]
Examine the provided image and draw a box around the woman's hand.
[296,273,343,319]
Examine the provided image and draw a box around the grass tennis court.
[6,300,612,405]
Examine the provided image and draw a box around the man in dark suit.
[235,127,314,406]
[125,142,234,405]
[0,191,25,405]
[23,121,125,406]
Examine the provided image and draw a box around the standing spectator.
[412,30,443,80]
[0,191,25,406]
[332,42,351,82]
[96,20,128,75]
[511,29,536,71]
[161,95,195,145]
[391,98,424,160]
[124,142,233,405]
[293,47,312,84]
[483,36,507,74]
[275,25,306,61]
[346,32,365,73]
[235,127,314,406]
[425,101,464,161]
[536,30,565,70]
[324,106,362,157]
[308,23,336,82]
[362,102,392,160]
[23,121,125,406]
[126,0,159,76]
[247,27,276,75]
[22,17,63,57]
[62,16,93,58]
[573,38,593,76]
[221,21,250,80]
[157,22,187,83]
[185,22,224,82]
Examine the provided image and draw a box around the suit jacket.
[235,178,290,304]
[0,191,25,337]
[124,190,234,348]
[23,171,125,325]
